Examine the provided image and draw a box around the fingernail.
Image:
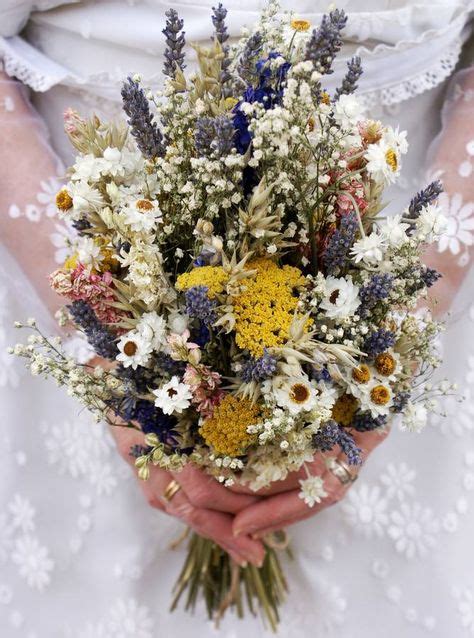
[233,528,242,537]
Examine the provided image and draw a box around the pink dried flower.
[183,363,224,418]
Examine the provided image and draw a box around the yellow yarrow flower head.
[332,394,359,426]
[176,266,229,298]
[233,258,308,358]
[199,395,260,457]
[291,18,311,32]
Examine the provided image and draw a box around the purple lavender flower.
[364,328,396,357]
[241,350,277,383]
[323,212,358,274]
[337,427,362,465]
[312,420,340,452]
[406,180,443,221]
[211,4,232,95]
[162,9,186,78]
[185,286,217,326]
[334,56,363,100]
[306,10,347,75]
[351,411,387,432]
[311,366,332,382]
[393,391,411,413]
[121,77,165,159]
[68,300,117,360]
[195,115,235,158]
[133,400,178,446]
[359,273,394,315]
[421,267,442,288]
[237,31,263,85]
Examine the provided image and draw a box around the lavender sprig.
[334,56,363,100]
[162,9,186,78]
[121,77,164,159]
[212,4,232,97]
[241,350,277,383]
[68,300,117,360]
[312,420,361,465]
[195,115,235,158]
[185,286,218,326]
[364,328,396,357]
[323,212,358,275]
[359,273,394,316]
[237,31,263,85]
[306,10,347,75]
[406,180,443,221]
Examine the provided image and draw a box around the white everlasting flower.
[416,203,448,243]
[299,476,328,507]
[320,276,361,319]
[333,94,365,128]
[365,139,401,184]
[358,380,394,417]
[122,199,162,233]
[136,311,167,351]
[351,232,387,265]
[168,312,189,335]
[399,401,428,432]
[153,376,193,415]
[76,236,102,266]
[69,181,104,213]
[376,214,410,248]
[272,377,319,415]
[71,153,103,182]
[384,126,408,155]
[116,331,153,369]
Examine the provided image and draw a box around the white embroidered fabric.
[0,1,474,637]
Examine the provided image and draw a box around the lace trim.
[358,40,463,108]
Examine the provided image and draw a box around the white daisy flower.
[76,236,102,267]
[351,232,387,265]
[358,380,394,417]
[376,214,410,248]
[69,181,104,213]
[116,331,153,369]
[372,350,401,382]
[365,139,401,184]
[384,126,408,155]
[273,377,319,415]
[122,199,162,233]
[299,476,328,507]
[153,376,193,415]
[399,401,428,432]
[320,275,360,320]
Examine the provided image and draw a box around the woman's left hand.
[231,427,390,538]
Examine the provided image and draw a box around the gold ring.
[327,458,358,485]
[162,479,181,503]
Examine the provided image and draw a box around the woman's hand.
[231,427,390,538]
[110,424,265,567]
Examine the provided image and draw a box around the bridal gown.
[1,1,474,636]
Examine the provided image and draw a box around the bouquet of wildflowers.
[12,1,454,629]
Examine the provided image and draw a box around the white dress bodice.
[0,2,474,637]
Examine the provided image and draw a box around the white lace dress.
[1,2,474,637]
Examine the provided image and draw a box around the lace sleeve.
[425,64,474,316]
[0,70,68,315]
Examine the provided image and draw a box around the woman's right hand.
[110,424,265,567]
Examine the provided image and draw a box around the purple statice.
[351,411,387,432]
[364,328,396,357]
[185,286,217,326]
[359,273,394,315]
[305,10,347,75]
[406,180,443,221]
[337,427,362,465]
[211,4,232,96]
[334,56,363,100]
[312,420,340,452]
[121,77,165,159]
[393,391,411,413]
[195,115,235,158]
[323,212,358,274]
[421,267,442,288]
[237,31,263,85]
[241,350,277,383]
[68,300,117,360]
[133,400,178,446]
[162,9,186,78]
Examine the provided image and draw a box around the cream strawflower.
[376,214,410,248]
[116,331,153,369]
[299,476,328,507]
[416,203,448,243]
[333,94,365,129]
[351,232,387,265]
[136,311,167,351]
[320,275,361,319]
[153,376,193,415]
[399,401,428,432]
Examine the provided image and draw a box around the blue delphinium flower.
[185,286,217,326]
[121,77,165,159]
[323,212,358,275]
[162,9,186,78]
[241,350,277,383]
[68,300,117,360]
[364,328,396,357]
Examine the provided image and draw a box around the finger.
[171,465,260,513]
[233,470,346,537]
[151,467,265,566]
[350,425,391,463]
